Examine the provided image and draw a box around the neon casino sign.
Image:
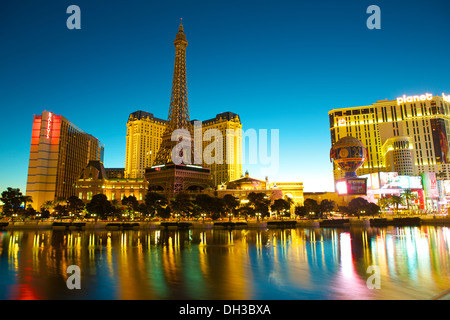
[337,118,346,126]
[443,93,450,103]
[46,112,52,139]
[396,93,433,105]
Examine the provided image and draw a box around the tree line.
[5,186,416,221]
[1,187,296,221]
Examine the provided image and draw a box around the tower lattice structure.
[154,22,194,165]
[146,22,212,195]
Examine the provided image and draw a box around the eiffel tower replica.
[145,21,212,197]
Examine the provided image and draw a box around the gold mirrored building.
[26,111,104,209]
[329,93,450,181]
[125,111,243,187]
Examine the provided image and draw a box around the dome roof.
[226,171,265,190]
[333,136,365,148]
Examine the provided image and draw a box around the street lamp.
[256,212,261,222]
[358,210,365,219]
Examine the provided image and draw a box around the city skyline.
[1,0,450,197]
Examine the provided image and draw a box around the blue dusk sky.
[1,0,449,196]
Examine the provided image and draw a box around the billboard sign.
[360,172,423,190]
[422,172,438,198]
[430,118,450,164]
[336,178,367,195]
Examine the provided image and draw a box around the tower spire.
[154,22,192,165]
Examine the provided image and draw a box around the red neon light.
[46,112,52,139]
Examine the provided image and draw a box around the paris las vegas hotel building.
[329,92,450,208]
[124,110,243,186]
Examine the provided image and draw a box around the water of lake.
[0,226,449,300]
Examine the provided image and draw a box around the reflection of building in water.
[1,228,450,299]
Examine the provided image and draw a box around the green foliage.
[194,194,213,216]
[1,187,28,216]
[86,194,113,219]
[53,204,67,217]
[110,199,124,217]
[158,206,172,219]
[390,195,403,211]
[67,196,85,215]
[223,194,240,215]
[170,192,193,218]
[294,198,335,219]
[294,205,308,218]
[377,196,391,210]
[122,195,139,212]
[193,194,225,220]
[366,202,381,216]
[137,203,149,216]
[348,197,370,215]
[145,192,168,217]
[348,197,380,217]
[401,189,417,210]
[300,198,320,218]
[319,199,335,216]
[271,198,290,218]
[247,192,270,218]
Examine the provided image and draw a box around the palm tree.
[284,195,294,217]
[401,189,417,214]
[53,197,67,207]
[377,196,391,214]
[41,200,55,213]
[390,195,403,215]
[22,196,33,210]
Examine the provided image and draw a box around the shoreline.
[1,216,449,231]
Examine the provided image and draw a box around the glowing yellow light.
[336,181,347,195]
[397,93,432,105]
[443,93,450,103]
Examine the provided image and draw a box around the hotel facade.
[26,111,104,209]
[329,93,450,181]
[125,110,243,187]
[76,161,145,202]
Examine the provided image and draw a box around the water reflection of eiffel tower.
[145,22,212,197]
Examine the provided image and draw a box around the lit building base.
[145,163,213,198]
[335,177,368,196]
